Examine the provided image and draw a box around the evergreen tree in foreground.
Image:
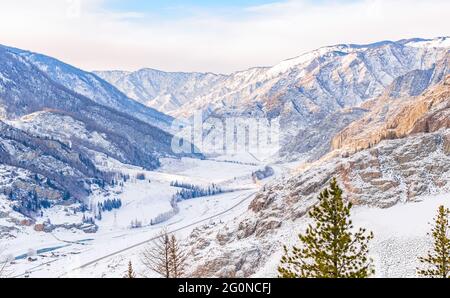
[278,178,374,278]
[417,205,450,278]
[125,261,136,278]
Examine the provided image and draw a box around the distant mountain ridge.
[95,68,226,116]
[96,37,450,116]
[0,37,448,218]
[3,45,174,131]
[96,37,449,162]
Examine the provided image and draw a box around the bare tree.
[141,229,171,278]
[0,260,7,278]
[141,230,188,278]
[0,247,12,278]
[169,234,187,278]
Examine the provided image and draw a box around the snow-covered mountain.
[184,77,450,278]
[0,44,201,220]
[99,37,449,119]
[386,51,449,98]
[0,45,193,167]
[3,46,174,132]
[178,38,449,162]
[186,37,449,112]
[1,37,449,278]
[99,37,449,162]
[95,69,226,116]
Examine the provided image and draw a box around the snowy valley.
[0,36,449,278]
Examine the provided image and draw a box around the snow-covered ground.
[1,156,270,278]
[254,193,450,278]
[2,152,448,278]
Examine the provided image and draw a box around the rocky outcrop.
[332,75,450,154]
[185,129,450,277]
[252,166,275,181]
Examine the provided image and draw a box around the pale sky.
[0,0,449,74]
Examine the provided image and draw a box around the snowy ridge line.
[42,37,449,165]
[59,191,257,277]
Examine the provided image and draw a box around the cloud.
[0,0,449,73]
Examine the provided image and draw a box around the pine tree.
[417,205,450,278]
[278,178,374,278]
[125,261,136,278]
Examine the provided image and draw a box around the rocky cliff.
[185,128,450,277]
[332,75,450,154]
[183,73,450,277]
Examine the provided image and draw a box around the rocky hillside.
[4,45,174,131]
[185,128,450,277]
[0,45,199,170]
[99,37,449,162]
[332,75,450,154]
[183,73,450,277]
[386,52,449,98]
[0,120,113,217]
[0,45,201,218]
[177,39,448,118]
